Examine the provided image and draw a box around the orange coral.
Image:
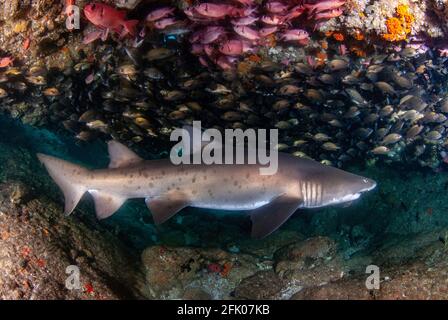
[320,40,328,50]
[382,4,414,42]
[237,61,252,75]
[332,32,344,41]
[247,54,262,63]
[220,262,233,277]
[315,51,327,68]
[353,30,364,41]
[351,47,366,57]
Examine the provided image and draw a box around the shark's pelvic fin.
[36,153,87,215]
[107,141,143,168]
[146,192,190,225]
[250,194,303,239]
[90,191,126,219]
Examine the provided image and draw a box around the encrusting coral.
[382,4,415,41]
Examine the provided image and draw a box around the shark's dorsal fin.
[146,192,190,224]
[107,141,143,168]
[250,194,303,239]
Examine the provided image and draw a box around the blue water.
[1,114,447,259]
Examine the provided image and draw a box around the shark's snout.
[361,178,377,192]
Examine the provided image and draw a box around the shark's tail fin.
[37,153,88,215]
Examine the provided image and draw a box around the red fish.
[231,15,258,26]
[233,25,260,41]
[153,17,179,30]
[261,15,285,25]
[280,29,309,45]
[84,2,139,37]
[194,3,237,19]
[199,26,227,44]
[146,7,175,22]
[219,40,253,56]
[23,37,31,51]
[259,26,278,37]
[0,57,14,68]
[305,0,345,14]
[265,1,289,14]
[314,8,344,20]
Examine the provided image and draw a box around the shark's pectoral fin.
[250,194,303,239]
[107,141,143,168]
[90,191,126,220]
[146,193,190,225]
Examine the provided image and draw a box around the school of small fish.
[1,1,448,171]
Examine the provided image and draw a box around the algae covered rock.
[234,270,285,300]
[0,180,147,299]
[141,245,259,299]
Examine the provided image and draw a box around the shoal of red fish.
[81,1,346,69]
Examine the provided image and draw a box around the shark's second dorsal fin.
[108,141,143,168]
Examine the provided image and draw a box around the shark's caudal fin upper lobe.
[37,142,145,220]
[37,154,88,215]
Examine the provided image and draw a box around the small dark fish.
[222,111,243,121]
[321,142,340,151]
[278,84,300,96]
[43,87,60,96]
[328,59,348,71]
[399,95,427,112]
[363,113,379,124]
[328,119,344,127]
[312,133,331,142]
[345,88,367,106]
[354,127,373,139]
[295,63,314,75]
[440,97,448,113]
[79,110,99,123]
[344,106,361,119]
[342,74,360,85]
[144,68,165,80]
[0,88,7,98]
[371,146,391,155]
[318,74,336,85]
[375,81,396,96]
[406,125,424,140]
[146,48,173,61]
[391,73,412,89]
[401,110,422,122]
[304,88,324,102]
[273,99,290,111]
[425,130,442,141]
[381,133,402,145]
[380,105,394,117]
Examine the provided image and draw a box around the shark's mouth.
[337,193,361,203]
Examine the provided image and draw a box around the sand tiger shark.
[37,141,376,238]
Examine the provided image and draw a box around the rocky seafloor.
[1,116,448,300]
[2,0,448,300]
